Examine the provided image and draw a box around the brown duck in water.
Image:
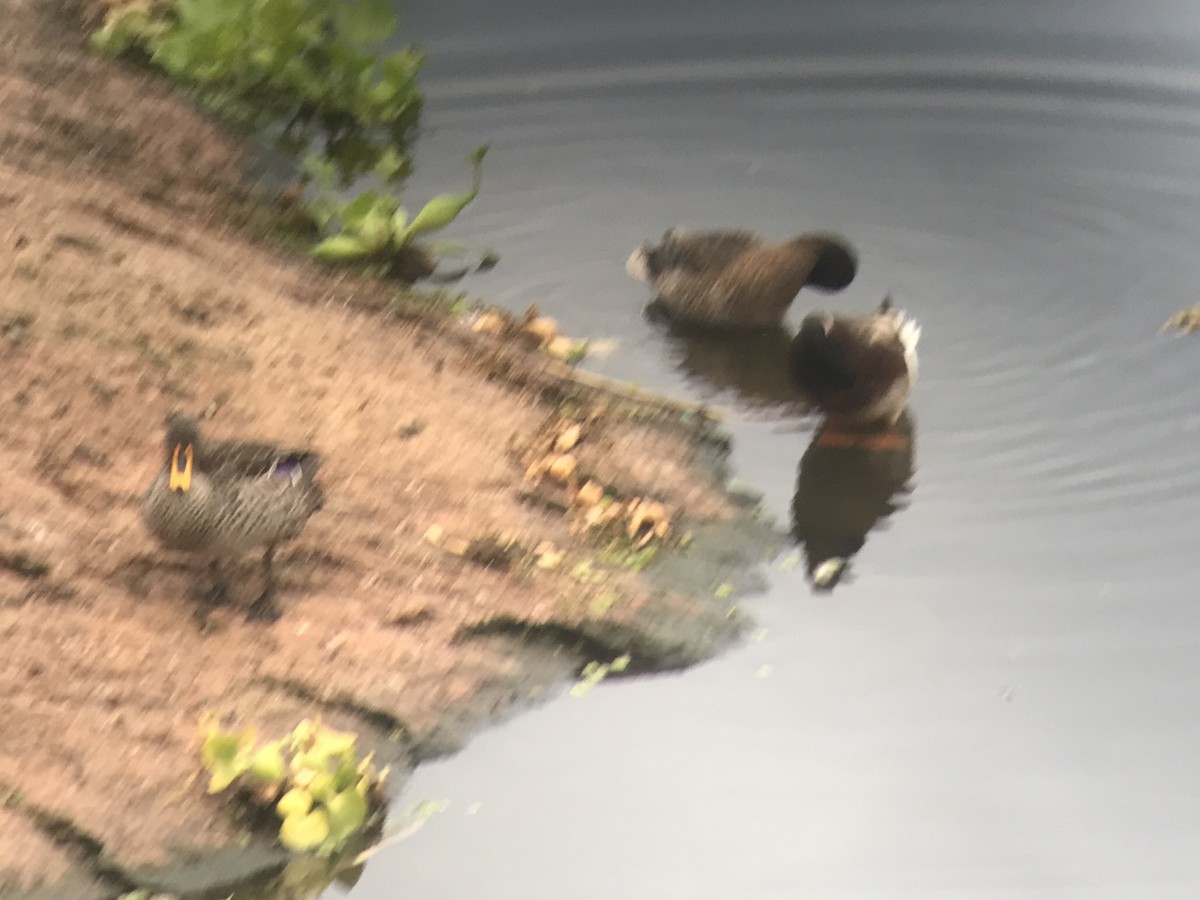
[788,296,920,449]
[140,413,325,622]
[626,227,858,329]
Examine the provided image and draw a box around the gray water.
[344,1,1200,896]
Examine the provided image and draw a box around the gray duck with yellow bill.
[626,227,858,329]
[140,413,325,622]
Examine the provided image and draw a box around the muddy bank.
[0,2,777,897]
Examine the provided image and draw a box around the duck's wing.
[204,439,322,481]
[648,228,762,276]
[220,474,324,546]
[826,314,911,387]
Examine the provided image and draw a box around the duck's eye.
[169,443,194,493]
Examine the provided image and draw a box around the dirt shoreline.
[0,3,778,896]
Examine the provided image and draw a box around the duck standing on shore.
[787,295,920,449]
[140,413,325,622]
[626,227,859,329]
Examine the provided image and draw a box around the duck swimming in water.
[626,227,858,329]
[140,413,325,622]
[787,295,920,448]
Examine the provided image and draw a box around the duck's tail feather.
[802,233,858,292]
[890,309,921,377]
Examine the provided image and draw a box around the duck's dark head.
[793,314,855,390]
[162,413,200,494]
[797,315,829,345]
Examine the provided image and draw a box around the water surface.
[343,1,1200,896]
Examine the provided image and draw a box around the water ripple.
[428,54,1200,125]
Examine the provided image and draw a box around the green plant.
[307,144,489,267]
[89,0,493,279]
[200,716,389,856]
[90,0,423,186]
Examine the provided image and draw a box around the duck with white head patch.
[787,295,921,450]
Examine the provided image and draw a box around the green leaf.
[325,41,376,86]
[332,0,398,47]
[150,32,198,77]
[339,191,380,224]
[368,78,402,110]
[339,192,394,234]
[333,756,362,792]
[207,758,249,793]
[324,786,369,848]
[398,145,488,243]
[389,206,409,241]
[249,741,287,783]
[380,49,421,89]
[276,787,313,819]
[250,45,278,70]
[279,58,328,103]
[258,0,305,42]
[309,727,358,762]
[465,144,489,169]
[311,234,373,262]
[174,0,238,31]
[88,27,125,58]
[308,771,336,802]
[201,729,247,768]
[301,155,337,190]
[204,734,253,796]
[373,146,409,182]
[355,208,392,250]
[279,809,330,852]
[289,718,317,749]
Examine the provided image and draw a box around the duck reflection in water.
[791,408,916,592]
[660,323,813,414]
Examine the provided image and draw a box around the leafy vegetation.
[305,144,493,272]
[90,0,488,277]
[200,716,389,856]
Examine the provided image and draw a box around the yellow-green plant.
[307,144,490,268]
[200,716,389,855]
[570,654,631,698]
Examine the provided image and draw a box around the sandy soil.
[0,2,754,895]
